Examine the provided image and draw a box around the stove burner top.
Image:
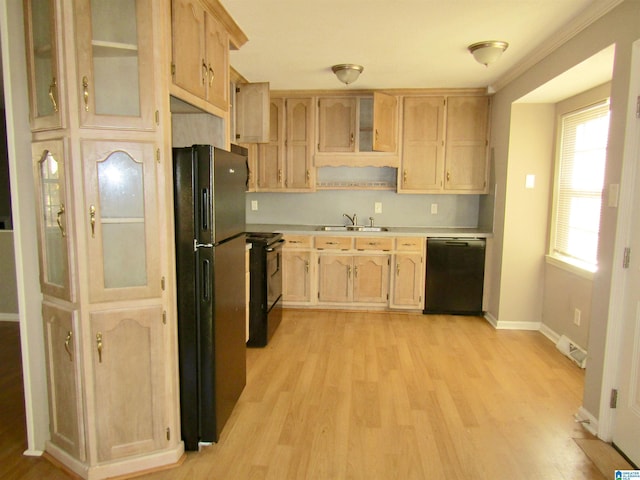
[245,231,283,245]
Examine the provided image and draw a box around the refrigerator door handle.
[193,238,214,252]
[202,259,211,301]
[201,188,210,231]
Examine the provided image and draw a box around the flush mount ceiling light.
[331,64,364,85]
[468,41,509,66]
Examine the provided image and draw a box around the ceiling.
[223,0,618,96]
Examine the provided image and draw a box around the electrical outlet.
[430,203,438,215]
[573,308,581,326]
[374,202,382,214]
[251,200,258,211]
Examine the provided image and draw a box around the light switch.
[525,174,536,189]
[430,203,438,215]
[608,184,619,207]
[251,200,258,211]
[374,202,383,214]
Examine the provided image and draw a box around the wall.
[1,0,49,453]
[488,0,640,419]
[539,83,611,351]
[542,263,593,349]
[0,110,12,228]
[0,231,18,318]
[246,189,481,228]
[496,103,554,328]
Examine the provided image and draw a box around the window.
[551,100,610,271]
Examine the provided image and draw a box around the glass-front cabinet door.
[82,140,160,303]
[74,0,155,130]
[23,0,62,130]
[32,140,73,301]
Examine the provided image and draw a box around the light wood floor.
[0,311,620,479]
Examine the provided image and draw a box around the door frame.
[1,0,50,454]
[597,37,640,443]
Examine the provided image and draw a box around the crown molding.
[492,0,624,92]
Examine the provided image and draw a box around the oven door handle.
[265,239,286,252]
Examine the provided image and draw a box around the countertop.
[246,224,492,239]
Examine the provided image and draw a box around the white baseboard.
[23,449,44,457]
[539,323,561,344]
[483,312,541,330]
[0,313,19,322]
[575,406,598,436]
[484,312,498,328]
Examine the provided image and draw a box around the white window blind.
[552,100,610,269]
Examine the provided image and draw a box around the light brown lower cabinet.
[318,254,390,305]
[42,302,85,460]
[283,250,314,304]
[281,234,425,310]
[90,306,167,462]
[390,253,424,309]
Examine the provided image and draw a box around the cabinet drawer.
[315,236,352,250]
[283,234,313,249]
[395,237,424,252]
[355,237,393,251]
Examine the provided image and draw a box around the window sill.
[545,255,596,281]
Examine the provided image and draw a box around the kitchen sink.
[316,225,349,231]
[354,226,388,232]
[316,225,388,232]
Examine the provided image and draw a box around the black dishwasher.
[424,238,485,315]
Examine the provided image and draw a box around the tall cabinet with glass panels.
[24,1,182,477]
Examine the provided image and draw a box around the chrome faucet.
[343,213,357,226]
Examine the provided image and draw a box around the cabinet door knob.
[82,76,89,112]
[96,332,103,363]
[64,331,73,362]
[201,60,207,85]
[48,77,59,113]
[89,205,96,238]
[208,65,214,87]
[56,203,66,237]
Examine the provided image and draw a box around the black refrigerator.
[173,145,247,450]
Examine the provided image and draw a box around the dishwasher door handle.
[445,241,470,247]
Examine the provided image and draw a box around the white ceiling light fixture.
[468,41,509,66]
[332,64,364,85]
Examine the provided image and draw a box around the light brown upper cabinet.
[445,96,490,192]
[257,97,315,191]
[399,94,489,194]
[23,0,63,131]
[172,0,229,111]
[32,140,74,302]
[81,140,161,304]
[399,96,445,192]
[372,92,398,152]
[257,98,285,190]
[318,97,357,152]
[74,0,156,130]
[235,82,270,143]
[316,94,399,167]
